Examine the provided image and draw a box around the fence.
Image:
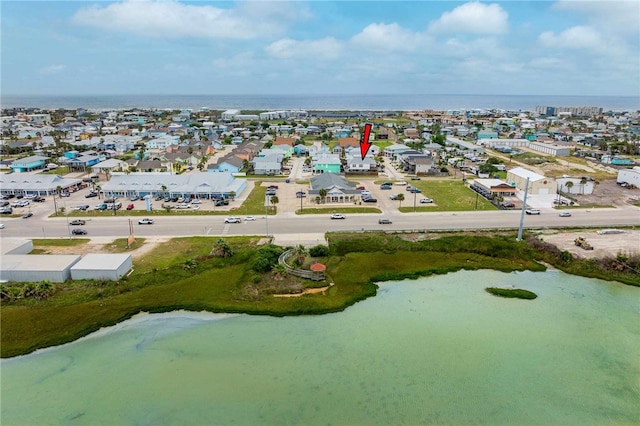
[278,250,325,281]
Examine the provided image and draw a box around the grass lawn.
[103,238,147,253]
[31,238,90,247]
[399,180,496,212]
[296,207,382,215]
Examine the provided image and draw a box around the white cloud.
[39,64,65,75]
[428,2,508,35]
[71,0,309,39]
[553,0,640,34]
[265,37,344,60]
[539,26,607,52]
[350,23,423,52]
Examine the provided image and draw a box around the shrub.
[309,245,330,257]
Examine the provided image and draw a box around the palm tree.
[54,185,62,216]
[565,181,574,194]
[396,193,405,208]
[319,188,327,204]
[292,244,307,267]
[271,264,288,281]
[269,195,279,213]
[579,177,587,194]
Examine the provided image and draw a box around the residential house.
[383,144,413,159]
[136,160,165,173]
[312,152,341,174]
[209,154,244,173]
[333,137,360,155]
[252,155,282,175]
[91,159,129,175]
[10,155,49,172]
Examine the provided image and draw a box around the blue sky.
[2,1,638,96]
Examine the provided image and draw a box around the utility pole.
[516,177,530,241]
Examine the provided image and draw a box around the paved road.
[1,207,638,241]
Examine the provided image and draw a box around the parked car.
[296,191,307,198]
[138,218,154,225]
[411,177,421,180]
[33,196,46,202]
[267,185,279,189]
[501,201,515,208]
[0,208,12,214]
[390,194,399,200]
[525,208,541,215]
[191,199,201,204]
[409,188,422,193]
[362,197,378,203]
[380,184,392,190]
[70,219,86,226]
[224,217,241,223]
[266,189,276,196]
[330,214,346,220]
[126,203,135,210]
[356,186,366,190]
[22,212,33,219]
[85,192,98,198]
[0,201,9,207]
[378,218,392,224]
[559,211,572,217]
[75,205,90,211]
[129,195,139,201]
[420,198,433,203]
[72,228,87,235]
[94,204,107,210]
[244,216,256,221]
[60,192,70,198]
[176,203,191,209]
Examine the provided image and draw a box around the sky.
[1,0,639,96]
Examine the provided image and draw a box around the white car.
[330,214,346,220]
[0,223,5,229]
[420,198,434,204]
[244,216,256,221]
[176,203,191,209]
[525,208,541,215]
[225,217,241,224]
[559,211,572,217]
[191,199,201,204]
[138,218,154,225]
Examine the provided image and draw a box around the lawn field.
[400,179,497,212]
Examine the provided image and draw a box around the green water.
[2,270,639,425]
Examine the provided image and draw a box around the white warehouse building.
[617,166,640,187]
[0,255,81,283]
[70,254,133,281]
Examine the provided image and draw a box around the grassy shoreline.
[1,232,638,358]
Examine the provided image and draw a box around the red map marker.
[360,123,373,160]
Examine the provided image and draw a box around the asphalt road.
[1,208,638,240]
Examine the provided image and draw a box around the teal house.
[312,153,341,174]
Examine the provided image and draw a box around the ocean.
[1,94,639,112]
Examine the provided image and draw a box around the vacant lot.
[541,229,640,259]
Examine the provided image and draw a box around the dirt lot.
[540,229,640,260]
[567,180,639,207]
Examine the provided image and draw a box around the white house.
[617,166,640,187]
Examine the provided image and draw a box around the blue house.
[208,155,243,173]
[10,155,48,172]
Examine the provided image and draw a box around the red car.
[126,203,134,210]
[356,186,366,190]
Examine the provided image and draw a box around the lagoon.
[2,269,639,425]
